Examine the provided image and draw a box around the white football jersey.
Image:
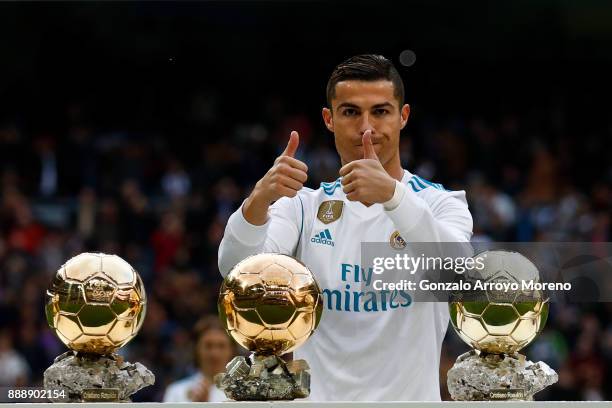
[218,169,473,401]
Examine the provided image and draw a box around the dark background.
[0,1,610,401]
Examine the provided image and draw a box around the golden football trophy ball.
[45,252,146,354]
[44,253,154,402]
[447,250,557,401]
[216,253,323,400]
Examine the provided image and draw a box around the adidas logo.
[311,229,334,247]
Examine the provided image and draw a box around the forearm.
[218,196,301,277]
[218,205,270,276]
[384,182,473,243]
[242,187,272,226]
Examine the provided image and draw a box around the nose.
[359,112,375,136]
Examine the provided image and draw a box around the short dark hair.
[326,54,405,107]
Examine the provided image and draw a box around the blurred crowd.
[0,91,610,400]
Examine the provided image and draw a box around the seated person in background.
[0,329,30,387]
[163,316,235,402]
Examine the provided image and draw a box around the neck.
[383,153,404,181]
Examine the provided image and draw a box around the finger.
[282,166,308,183]
[278,156,308,173]
[281,131,300,157]
[362,130,378,160]
[342,181,357,194]
[277,185,299,198]
[277,163,307,183]
[346,191,358,201]
[340,171,355,186]
[339,161,356,177]
[278,175,303,191]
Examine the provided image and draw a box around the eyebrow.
[336,102,395,110]
[336,102,360,110]
[372,102,394,109]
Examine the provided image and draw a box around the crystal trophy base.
[447,350,558,401]
[215,353,310,400]
[43,351,155,402]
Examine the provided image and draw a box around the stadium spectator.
[163,316,235,402]
[0,329,30,387]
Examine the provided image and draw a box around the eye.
[342,108,358,117]
[373,108,389,116]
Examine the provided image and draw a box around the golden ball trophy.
[216,253,323,400]
[447,250,558,400]
[44,253,154,402]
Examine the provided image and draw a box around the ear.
[400,104,410,129]
[322,107,334,132]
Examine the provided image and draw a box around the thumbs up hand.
[339,130,396,206]
[254,130,309,203]
[361,130,379,160]
[281,130,300,158]
[243,131,309,225]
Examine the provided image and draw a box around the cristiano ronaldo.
[218,54,473,401]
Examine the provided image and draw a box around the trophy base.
[447,350,558,401]
[43,351,155,402]
[214,353,310,400]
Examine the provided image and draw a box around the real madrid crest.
[317,200,343,224]
[389,230,407,250]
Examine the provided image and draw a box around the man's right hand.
[242,131,308,225]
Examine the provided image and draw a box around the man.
[218,54,473,401]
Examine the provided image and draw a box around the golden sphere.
[45,252,147,354]
[450,250,549,354]
[218,253,323,356]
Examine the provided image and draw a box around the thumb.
[282,131,300,157]
[362,130,378,160]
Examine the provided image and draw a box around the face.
[196,329,234,377]
[323,80,410,166]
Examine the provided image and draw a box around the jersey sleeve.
[384,182,473,243]
[218,196,302,277]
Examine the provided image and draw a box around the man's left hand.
[339,130,396,207]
